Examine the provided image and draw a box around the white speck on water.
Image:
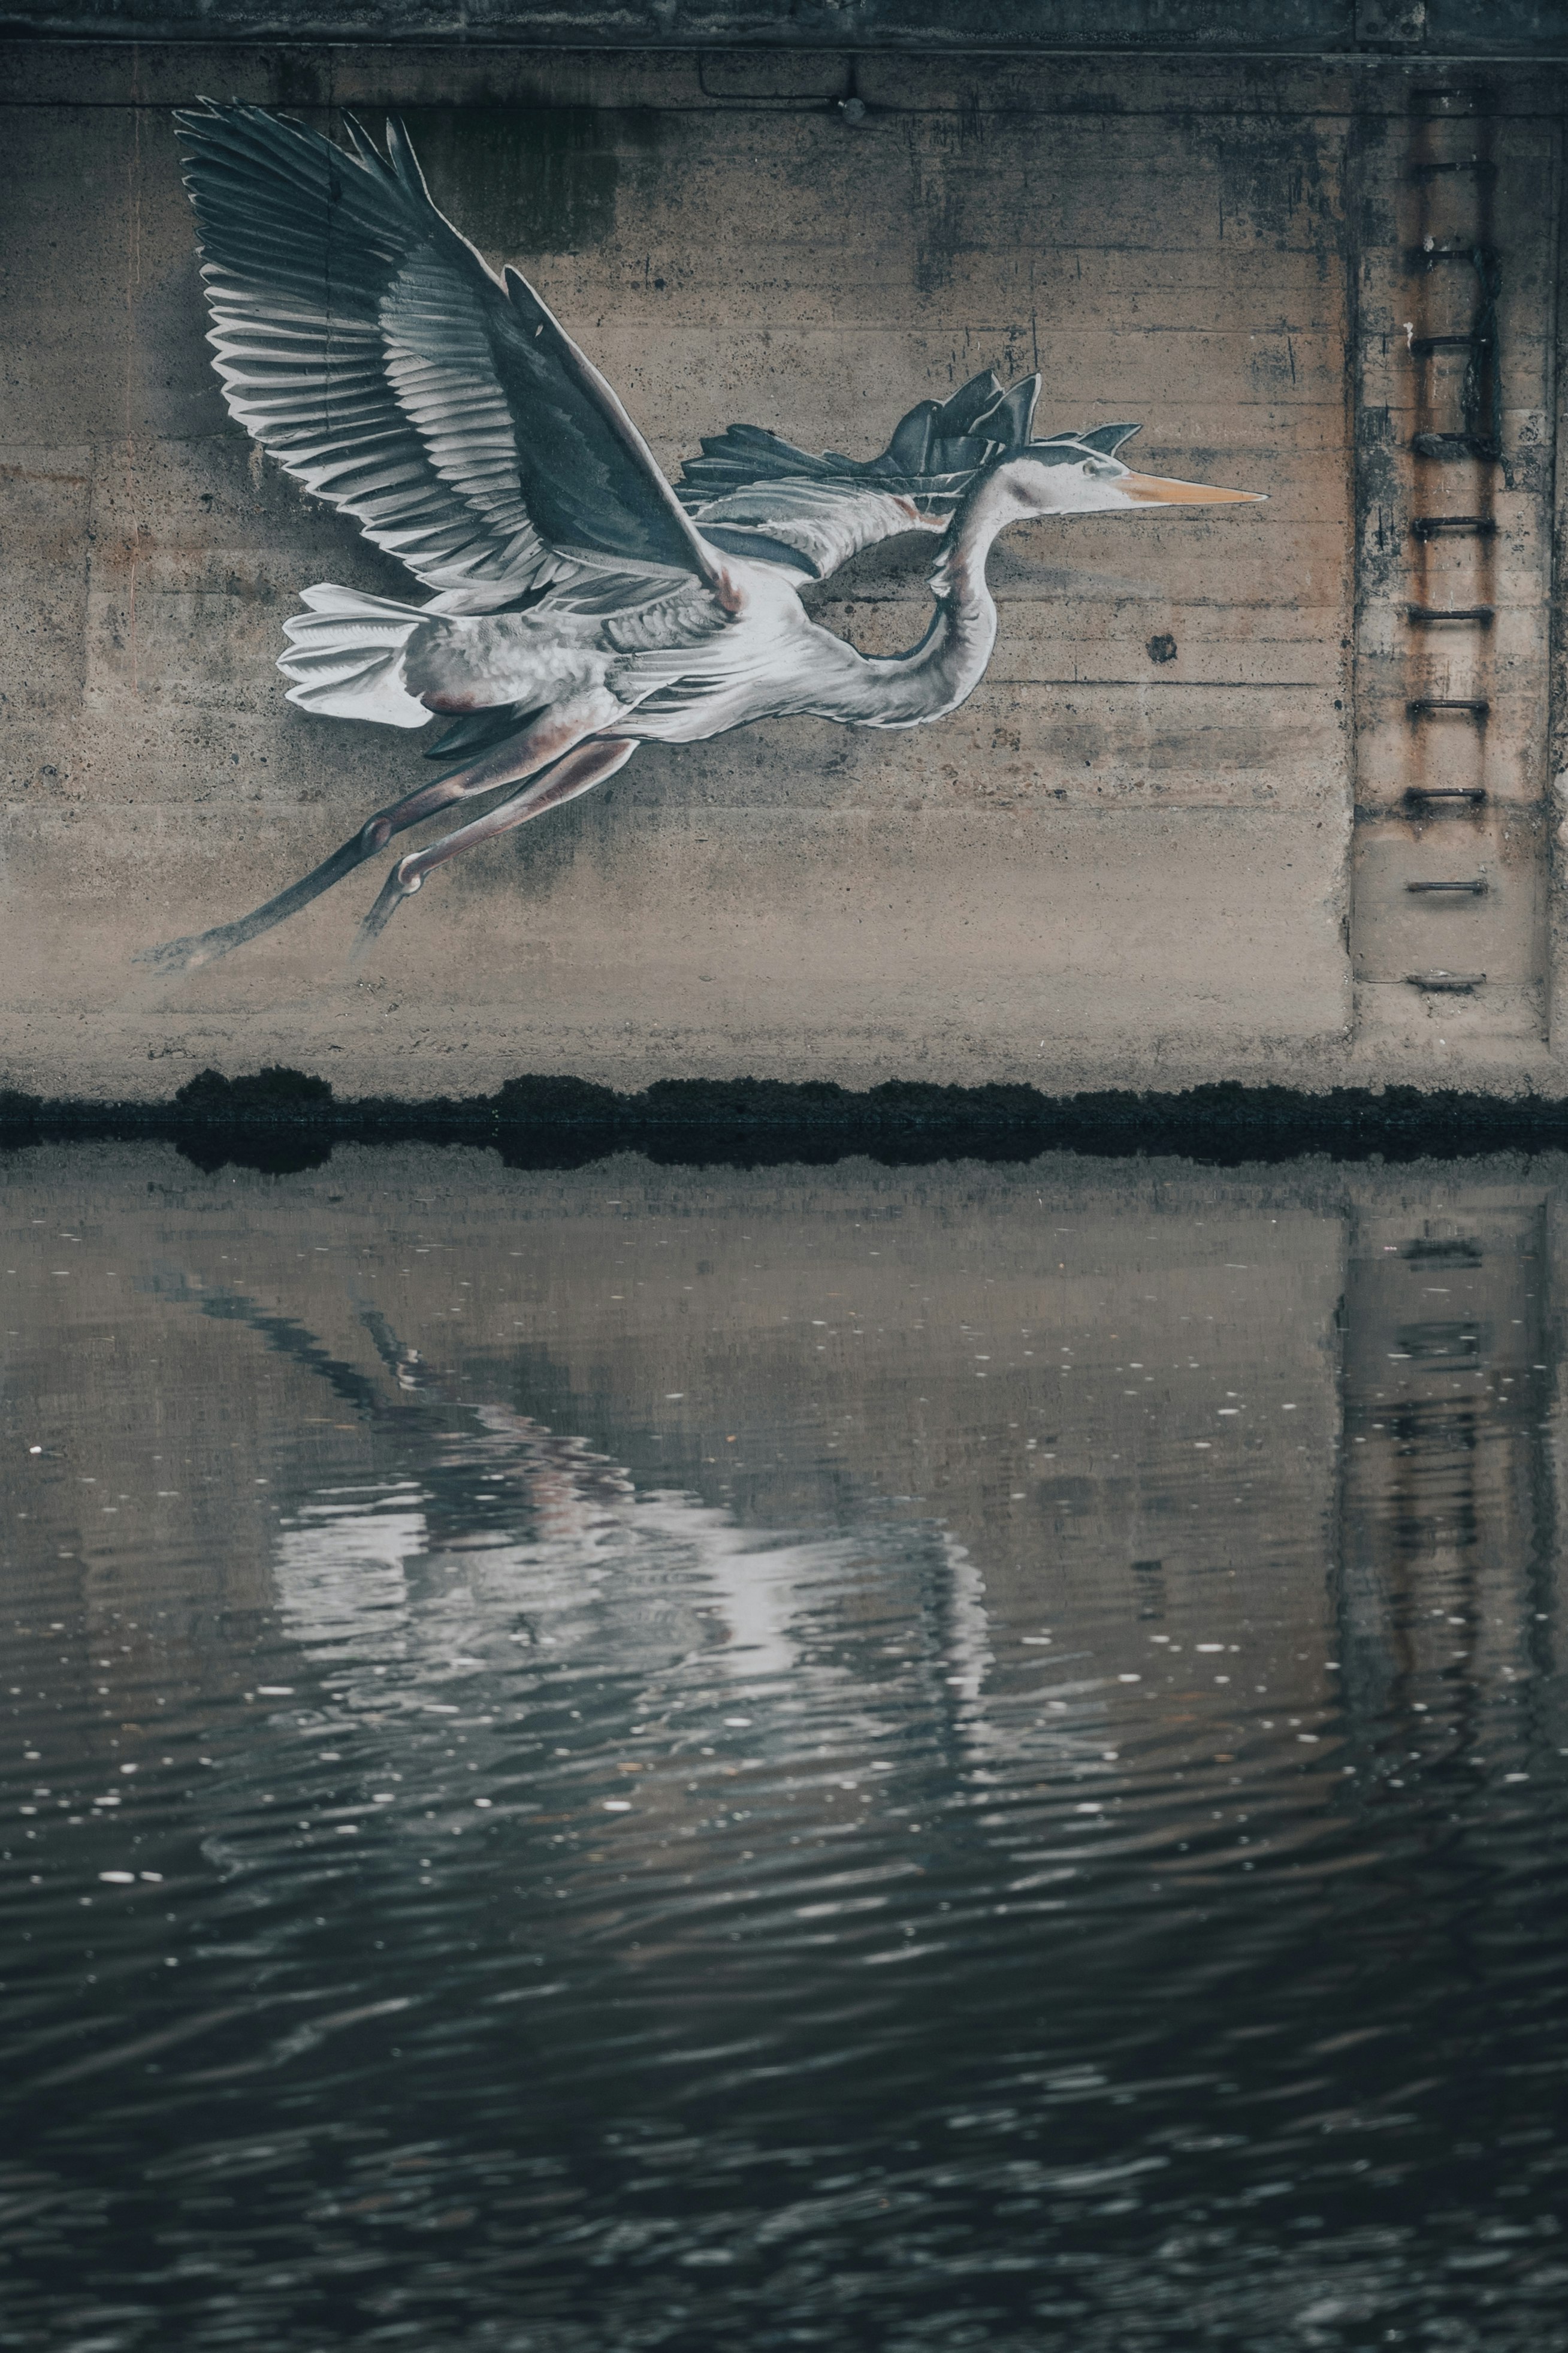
[257,1685,294,1696]
[99,1871,134,1884]
[603,1800,632,1811]
[336,1824,359,1834]
[723,1717,751,1727]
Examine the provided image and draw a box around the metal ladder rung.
[1405,972,1487,992]
[1407,604,1495,624]
[1411,515,1495,539]
[1407,878,1488,895]
[1406,701,1489,720]
[1411,432,1500,460]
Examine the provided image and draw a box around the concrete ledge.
[5,1066,1568,1169]
[4,1,1568,53]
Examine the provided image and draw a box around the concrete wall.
[4,35,1568,1100]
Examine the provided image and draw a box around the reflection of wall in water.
[1,1146,1354,1764]
[482,1160,1348,1678]
[1336,1181,1557,1721]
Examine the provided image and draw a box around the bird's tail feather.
[279,585,433,729]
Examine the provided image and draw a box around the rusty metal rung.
[1410,159,1497,180]
[1409,333,1493,354]
[1406,700,1490,719]
[1407,604,1495,623]
[1406,972,1486,992]
[1407,877,1488,894]
[1410,432,1500,460]
[1411,515,1495,539]
[1404,786,1487,804]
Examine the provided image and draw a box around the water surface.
[2,1144,1565,2349]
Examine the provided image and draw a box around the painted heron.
[141,102,1263,973]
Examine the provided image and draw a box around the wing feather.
[679,370,1042,581]
[176,101,722,609]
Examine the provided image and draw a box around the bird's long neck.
[808,468,1016,729]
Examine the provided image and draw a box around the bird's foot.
[348,858,422,964]
[132,928,238,977]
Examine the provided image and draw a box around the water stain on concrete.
[399,102,661,257]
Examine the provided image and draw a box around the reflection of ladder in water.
[1350,80,1558,1058]
[1334,1195,1555,1740]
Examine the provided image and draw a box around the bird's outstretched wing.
[676,370,1043,581]
[176,102,723,610]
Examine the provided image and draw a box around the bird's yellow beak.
[1117,471,1267,505]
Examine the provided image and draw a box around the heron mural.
[143,102,1265,975]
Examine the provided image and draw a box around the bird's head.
[985,423,1265,520]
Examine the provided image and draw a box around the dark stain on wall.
[397,102,662,256]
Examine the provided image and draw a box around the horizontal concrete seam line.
[0,809,1350,823]
[410,328,1343,341]
[963,677,1342,687]
[5,76,1568,104]
[543,334,1355,355]
[5,38,1568,65]
[64,677,1348,692]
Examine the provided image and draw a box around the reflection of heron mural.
[143,102,1263,974]
[156,1267,1090,1793]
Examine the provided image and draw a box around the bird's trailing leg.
[135,696,623,976]
[351,737,637,963]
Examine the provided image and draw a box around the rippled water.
[2,1143,1566,2350]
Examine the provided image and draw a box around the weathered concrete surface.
[1,41,1566,1100]
[8,1,1568,53]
